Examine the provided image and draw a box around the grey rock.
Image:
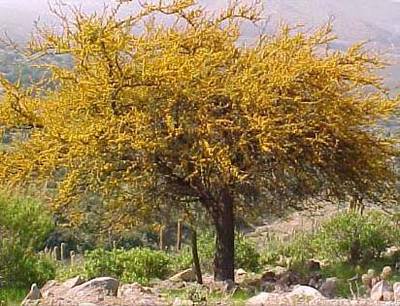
[287,285,325,303]
[172,297,194,306]
[169,268,196,282]
[394,282,400,301]
[245,292,277,306]
[69,277,119,297]
[371,280,393,301]
[319,277,338,298]
[63,276,85,289]
[21,284,42,306]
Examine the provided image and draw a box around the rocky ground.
[21,265,400,306]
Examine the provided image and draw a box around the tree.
[0,0,398,281]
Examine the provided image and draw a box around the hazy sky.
[2,0,400,48]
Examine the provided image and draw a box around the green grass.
[0,287,26,306]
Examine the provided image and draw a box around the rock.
[383,291,394,301]
[169,268,196,282]
[287,285,325,303]
[63,276,85,289]
[381,266,392,280]
[235,269,249,285]
[69,277,119,297]
[393,282,400,301]
[40,280,61,298]
[209,279,235,293]
[261,271,276,282]
[275,270,302,291]
[361,274,372,293]
[308,271,323,289]
[172,298,194,306]
[235,269,248,284]
[367,269,376,277]
[245,292,282,306]
[371,280,393,301]
[21,284,42,306]
[306,259,321,271]
[236,268,247,276]
[78,304,98,306]
[118,283,153,298]
[319,277,338,298]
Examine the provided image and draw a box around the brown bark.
[211,188,235,282]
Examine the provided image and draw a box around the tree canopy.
[0,0,398,280]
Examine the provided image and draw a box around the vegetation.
[0,191,56,288]
[0,0,398,282]
[312,211,399,264]
[260,210,400,268]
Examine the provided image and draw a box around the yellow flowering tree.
[0,1,398,281]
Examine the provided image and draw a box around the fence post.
[159,225,165,250]
[176,220,182,251]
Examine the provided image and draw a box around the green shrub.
[172,232,260,273]
[259,232,314,268]
[83,248,171,284]
[235,234,260,272]
[312,211,397,264]
[0,192,55,288]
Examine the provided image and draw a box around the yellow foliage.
[0,0,398,227]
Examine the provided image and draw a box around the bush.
[172,232,260,273]
[83,248,171,284]
[259,232,314,268]
[312,211,398,264]
[235,234,260,272]
[0,192,55,288]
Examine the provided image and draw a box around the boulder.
[381,266,393,280]
[319,277,338,298]
[40,280,61,298]
[69,277,119,297]
[21,284,42,306]
[371,280,393,301]
[287,285,325,303]
[393,282,400,301]
[275,270,302,291]
[118,283,153,298]
[245,292,283,306]
[63,276,85,289]
[172,298,194,306]
[236,268,247,276]
[260,271,276,292]
[306,260,321,271]
[308,272,323,289]
[169,268,196,282]
[209,279,235,293]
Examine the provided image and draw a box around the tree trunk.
[212,189,235,282]
[190,226,203,284]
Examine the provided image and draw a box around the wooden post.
[191,226,203,284]
[176,220,182,251]
[159,225,165,250]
